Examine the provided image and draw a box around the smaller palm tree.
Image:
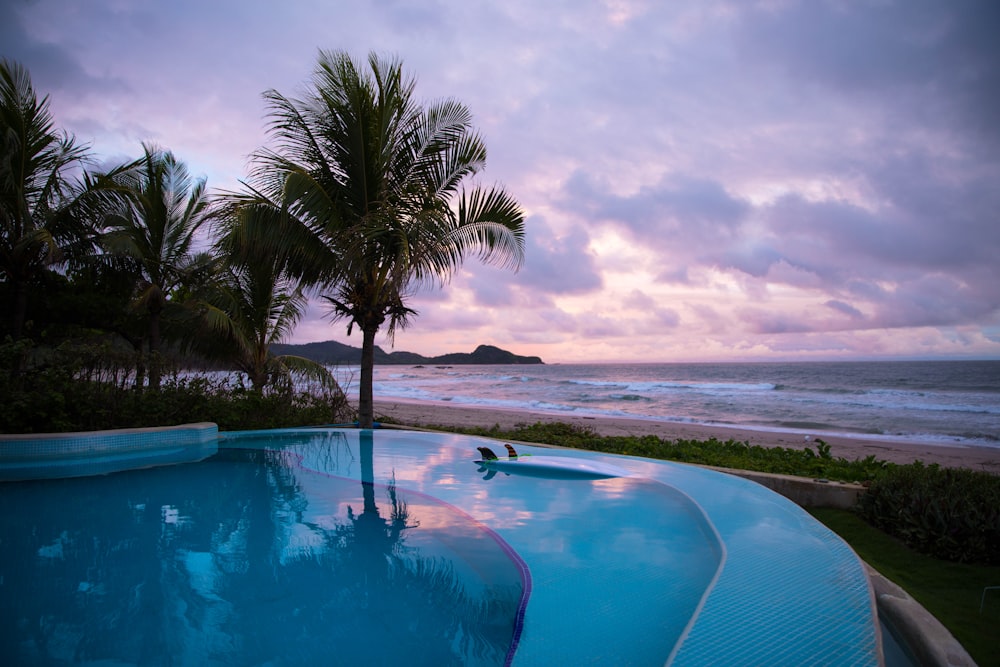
[195,200,338,394]
[101,143,217,388]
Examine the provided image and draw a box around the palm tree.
[245,50,526,427]
[195,201,339,393]
[0,60,116,339]
[101,143,217,389]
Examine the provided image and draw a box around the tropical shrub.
[0,339,353,433]
[857,462,1000,565]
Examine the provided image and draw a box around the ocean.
[330,360,1000,449]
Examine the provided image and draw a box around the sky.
[4,0,1000,363]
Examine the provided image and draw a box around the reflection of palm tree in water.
[322,430,520,664]
[0,434,522,666]
[349,429,415,598]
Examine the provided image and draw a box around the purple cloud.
[3,0,998,360]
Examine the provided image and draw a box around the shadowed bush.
[1,339,353,433]
[857,463,1000,565]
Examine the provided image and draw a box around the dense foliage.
[1,56,522,419]
[858,463,1000,565]
[0,339,353,433]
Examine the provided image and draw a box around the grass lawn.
[810,507,1000,667]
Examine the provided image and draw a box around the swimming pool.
[0,427,880,665]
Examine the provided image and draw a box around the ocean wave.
[609,394,653,402]
[774,384,867,395]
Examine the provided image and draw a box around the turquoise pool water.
[0,428,880,665]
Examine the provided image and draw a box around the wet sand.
[374,399,1000,474]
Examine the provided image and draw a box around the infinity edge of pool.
[1,425,882,666]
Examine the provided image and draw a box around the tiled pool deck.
[648,457,880,665]
[1,424,882,665]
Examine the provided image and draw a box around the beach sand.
[374,399,1000,474]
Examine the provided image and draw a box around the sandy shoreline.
[374,399,1000,474]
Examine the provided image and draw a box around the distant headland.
[270,341,544,365]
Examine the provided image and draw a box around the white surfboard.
[475,455,630,479]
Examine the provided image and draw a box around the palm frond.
[273,354,341,393]
[450,185,526,270]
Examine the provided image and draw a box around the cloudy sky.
[5,0,999,363]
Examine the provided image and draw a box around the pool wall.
[0,422,219,481]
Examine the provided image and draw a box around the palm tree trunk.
[11,279,28,339]
[360,430,376,513]
[358,326,377,428]
[120,334,146,390]
[148,308,162,390]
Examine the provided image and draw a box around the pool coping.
[867,565,975,667]
[0,422,218,452]
[0,422,219,480]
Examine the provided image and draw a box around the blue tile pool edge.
[661,482,730,666]
[647,458,883,666]
[0,423,219,480]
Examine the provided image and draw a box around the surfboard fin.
[504,443,519,459]
[476,446,499,461]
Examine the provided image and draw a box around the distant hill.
[270,341,544,365]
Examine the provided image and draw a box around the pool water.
[0,428,880,665]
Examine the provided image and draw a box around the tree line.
[1,51,526,428]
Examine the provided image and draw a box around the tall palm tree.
[245,50,526,427]
[101,143,217,389]
[195,201,339,393]
[0,60,116,339]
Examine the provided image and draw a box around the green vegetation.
[1,58,331,394]
[100,143,218,389]
[0,60,129,340]
[2,56,525,425]
[0,339,353,433]
[859,463,1000,565]
[416,419,889,482]
[810,508,1000,667]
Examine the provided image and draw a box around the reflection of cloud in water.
[592,475,640,499]
[279,521,328,564]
